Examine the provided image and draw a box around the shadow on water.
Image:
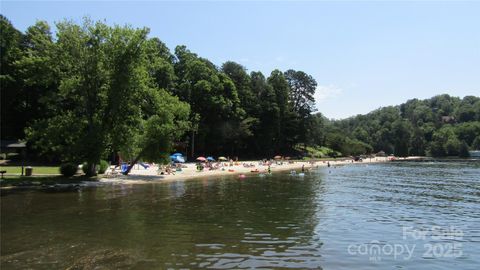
[1,173,327,269]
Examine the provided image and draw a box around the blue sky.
[2,1,479,119]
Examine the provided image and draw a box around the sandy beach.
[100,157,399,184]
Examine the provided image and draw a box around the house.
[441,116,456,124]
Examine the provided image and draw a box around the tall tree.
[284,69,317,148]
[174,46,244,156]
[250,71,279,156]
[267,70,297,152]
[1,15,24,139]
[221,61,256,115]
[26,19,190,175]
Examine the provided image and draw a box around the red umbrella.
[196,156,207,161]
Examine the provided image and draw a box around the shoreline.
[99,156,412,184]
[0,156,439,191]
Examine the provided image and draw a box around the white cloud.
[314,84,343,105]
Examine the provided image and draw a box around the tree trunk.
[123,152,143,175]
[191,130,195,158]
[86,163,97,176]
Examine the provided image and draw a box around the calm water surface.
[1,161,479,269]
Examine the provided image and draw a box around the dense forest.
[1,16,479,170]
[324,94,480,157]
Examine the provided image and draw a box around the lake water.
[1,161,479,269]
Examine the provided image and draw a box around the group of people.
[158,164,178,175]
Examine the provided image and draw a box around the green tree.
[284,69,317,148]
[458,141,470,158]
[26,19,190,175]
[250,71,279,156]
[455,96,479,122]
[472,136,480,150]
[123,89,190,175]
[222,61,256,115]
[174,46,244,156]
[144,37,176,90]
[409,127,426,156]
[268,70,297,152]
[1,15,24,139]
[392,120,411,157]
[429,126,459,157]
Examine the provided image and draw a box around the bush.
[98,160,109,174]
[82,161,109,175]
[60,163,78,177]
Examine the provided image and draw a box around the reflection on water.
[1,161,479,269]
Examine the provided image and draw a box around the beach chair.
[105,167,119,178]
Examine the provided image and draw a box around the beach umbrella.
[207,156,215,161]
[274,155,282,160]
[170,154,186,163]
[218,156,228,161]
[196,156,207,161]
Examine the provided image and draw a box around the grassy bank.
[0,166,60,175]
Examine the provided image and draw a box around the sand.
[99,157,393,184]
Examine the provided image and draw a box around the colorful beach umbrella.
[170,155,185,163]
[196,156,207,161]
[274,155,282,159]
[218,156,228,161]
[172,153,183,156]
[207,156,215,161]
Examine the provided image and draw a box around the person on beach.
[166,166,175,175]
[327,162,331,168]
[302,165,305,172]
[268,165,271,174]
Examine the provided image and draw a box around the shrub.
[60,163,77,177]
[98,160,109,174]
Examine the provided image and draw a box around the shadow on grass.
[0,174,98,187]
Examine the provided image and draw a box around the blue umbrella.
[207,156,215,161]
[172,153,183,156]
[170,155,186,163]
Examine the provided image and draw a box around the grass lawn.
[0,166,60,175]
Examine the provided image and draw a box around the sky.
[1,0,479,119]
